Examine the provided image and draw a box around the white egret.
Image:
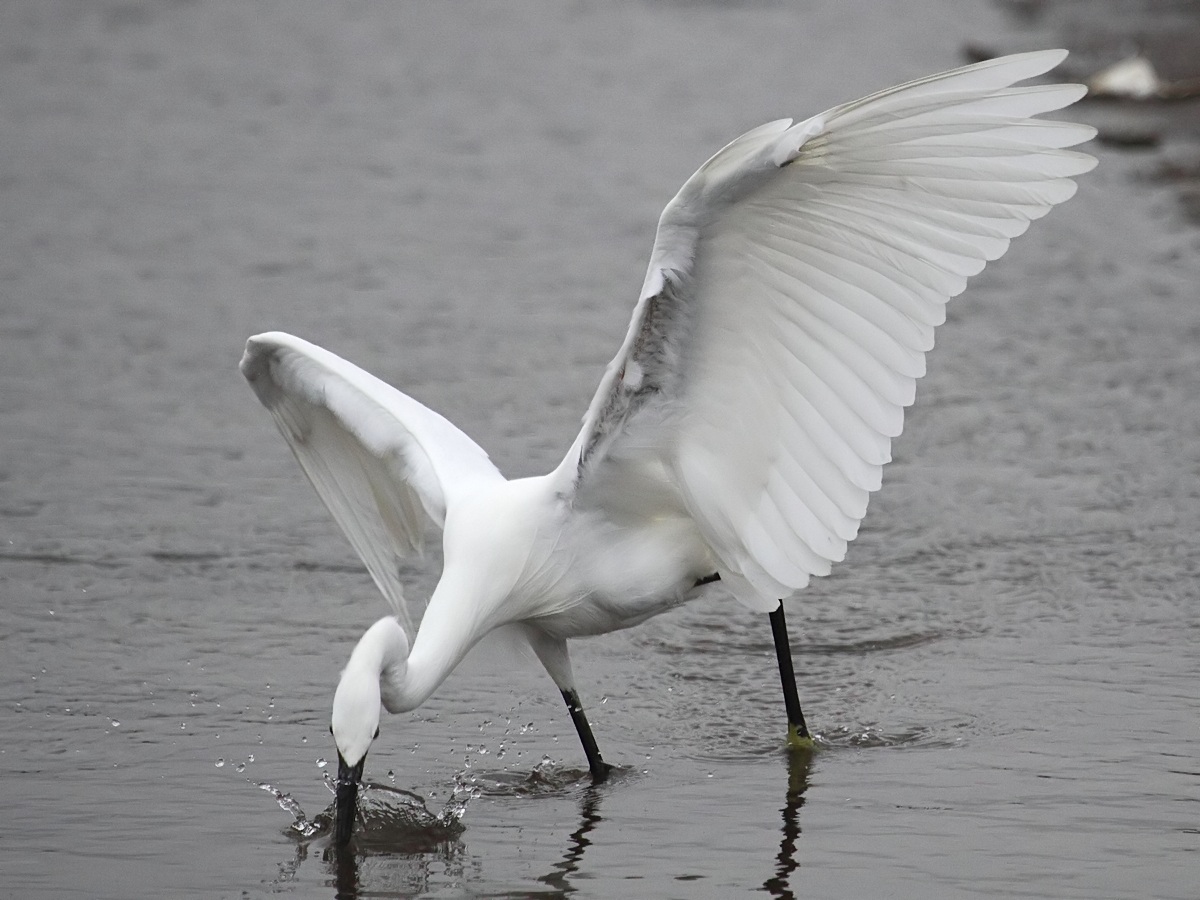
[241,50,1096,846]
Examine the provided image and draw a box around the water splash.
[361,782,466,835]
[259,782,323,838]
[255,715,578,847]
[440,767,483,823]
[258,776,466,846]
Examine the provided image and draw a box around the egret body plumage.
[240,50,1096,846]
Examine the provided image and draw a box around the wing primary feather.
[754,219,949,330]
[747,241,933,372]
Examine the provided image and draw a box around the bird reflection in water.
[322,782,467,899]
[295,749,812,899]
[763,744,815,900]
[321,781,603,898]
[331,844,357,900]
[307,781,598,899]
[323,818,467,900]
[536,785,604,895]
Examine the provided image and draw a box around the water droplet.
[387,769,395,782]
[478,747,488,755]
[247,754,255,763]
[110,719,120,728]
[316,758,328,769]
[301,735,308,743]
[235,762,246,773]
[215,758,225,768]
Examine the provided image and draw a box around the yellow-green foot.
[786,723,815,750]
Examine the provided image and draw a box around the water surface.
[2,1,1198,898]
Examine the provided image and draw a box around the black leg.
[769,602,812,747]
[561,688,613,781]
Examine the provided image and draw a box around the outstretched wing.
[241,332,504,634]
[561,50,1096,610]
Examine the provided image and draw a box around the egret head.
[330,668,379,846]
[329,616,410,847]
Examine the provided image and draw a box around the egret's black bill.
[334,754,366,847]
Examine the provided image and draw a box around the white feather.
[243,53,1096,804]
[240,332,503,635]
[568,49,1096,607]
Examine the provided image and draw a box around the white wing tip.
[1014,47,1069,71]
[241,331,295,379]
[964,47,1069,80]
[240,333,277,388]
[240,332,327,416]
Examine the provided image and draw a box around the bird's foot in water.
[589,761,614,783]
[786,723,815,751]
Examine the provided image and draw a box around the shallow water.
[2,1,1198,898]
